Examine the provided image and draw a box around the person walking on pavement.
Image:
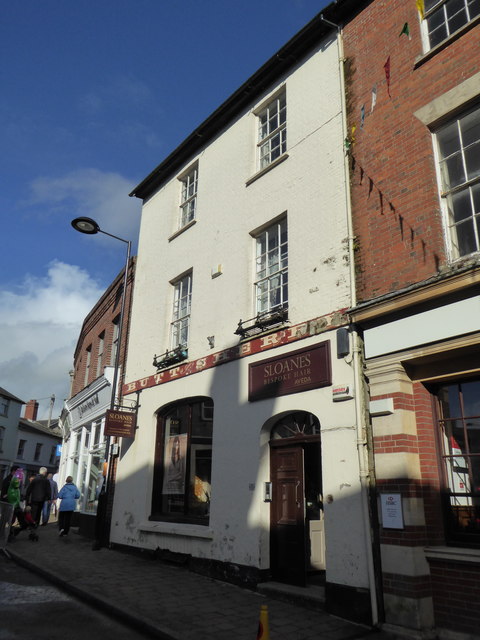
[58,476,80,537]
[41,473,58,525]
[25,467,51,526]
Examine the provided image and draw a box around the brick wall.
[343,0,480,302]
[70,259,135,399]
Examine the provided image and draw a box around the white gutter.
[321,14,380,626]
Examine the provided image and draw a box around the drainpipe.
[320,14,380,626]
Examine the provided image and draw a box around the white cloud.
[0,261,105,419]
[28,168,141,245]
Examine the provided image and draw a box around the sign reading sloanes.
[104,409,136,438]
[249,341,331,401]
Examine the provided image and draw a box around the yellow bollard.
[257,604,270,640]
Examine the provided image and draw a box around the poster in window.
[162,433,187,495]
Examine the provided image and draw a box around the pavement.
[2,521,399,640]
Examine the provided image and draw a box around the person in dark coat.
[25,467,51,526]
[58,476,80,537]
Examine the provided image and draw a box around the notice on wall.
[380,493,404,530]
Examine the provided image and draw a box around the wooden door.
[270,445,307,586]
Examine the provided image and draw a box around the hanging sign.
[104,409,136,438]
[249,341,331,402]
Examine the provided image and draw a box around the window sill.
[414,16,480,69]
[168,219,197,242]
[246,153,289,187]
[138,520,213,539]
[425,545,480,564]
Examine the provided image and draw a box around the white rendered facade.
[113,27,373,622]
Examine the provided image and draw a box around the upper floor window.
[0,427,4,452]
[436,378,480,545]
[84,345,92,387]
[171,273,192,349]
[111,316,120,366]
[254,218,288,314]
[96,331,105,378]
[436,103,480,258]
[424,0,480,49]
[0,396,10,417]
[17,439,26,458]
[179,164,198,229]
[34,443,42,462]
[257,91,287,170]
[49,445,57,465]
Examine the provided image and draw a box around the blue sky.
[0,0,327,418]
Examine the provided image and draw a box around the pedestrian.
[25,467,51,526]
[41,473,58,525]
[1,465,19,501]
[58,476,80,537]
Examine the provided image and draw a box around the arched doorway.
[269,411,324,587]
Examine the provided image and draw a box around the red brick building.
[343,0,480,637]
[59,258,135,536]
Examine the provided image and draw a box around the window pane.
[438,121,460,159]
[460,380,480,415]
[468,0,480,18]
[450,189,472,222]
[442,153,466,188]
[456,218,477,254]
[465,141,480,180]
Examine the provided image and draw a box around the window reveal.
[152,398,213,523]
[437,378,480,543]
[436,103,480,258]
[255,218,288,314]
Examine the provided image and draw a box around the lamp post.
[71,216,132,548]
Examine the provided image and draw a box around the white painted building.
[112,17,375,623]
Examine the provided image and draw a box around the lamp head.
[71,217,100,235]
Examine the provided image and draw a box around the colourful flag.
[399,22,411,39]
[360,104,365,128]
[384,56,391,97]
[371,85,377,112]
[416,0,425,19]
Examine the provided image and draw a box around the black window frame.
[150,396,213,525]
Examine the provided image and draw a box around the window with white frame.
[179,164,198,229]
[424,0,480,49]
[84,345,92,387]
[436,103,480,258]
[255,218,288,314]
[96,331,105,378]
[257,91,287,170]
[171,273,192,349]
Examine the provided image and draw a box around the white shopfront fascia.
[62,368,115,511]
[363,296,480,359]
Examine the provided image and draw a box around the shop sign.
[104,409,136,438]
[248,342,331,402]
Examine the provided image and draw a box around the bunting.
[399,22,411,39]
[371,85,377,113]
[416,0,425,19]
[360,104,365,128]
[384,56,391,97]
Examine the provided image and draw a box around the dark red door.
[270,445,306,586]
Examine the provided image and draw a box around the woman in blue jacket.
[58,476,80,537]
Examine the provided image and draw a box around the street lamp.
[71,216,132,548]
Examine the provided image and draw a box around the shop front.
[113,317,374,624]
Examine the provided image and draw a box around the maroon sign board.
[104,409,136,438]
[249,341,331,402]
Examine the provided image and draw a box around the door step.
[257,581,325,610]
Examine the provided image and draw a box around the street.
[0,552,151,640]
